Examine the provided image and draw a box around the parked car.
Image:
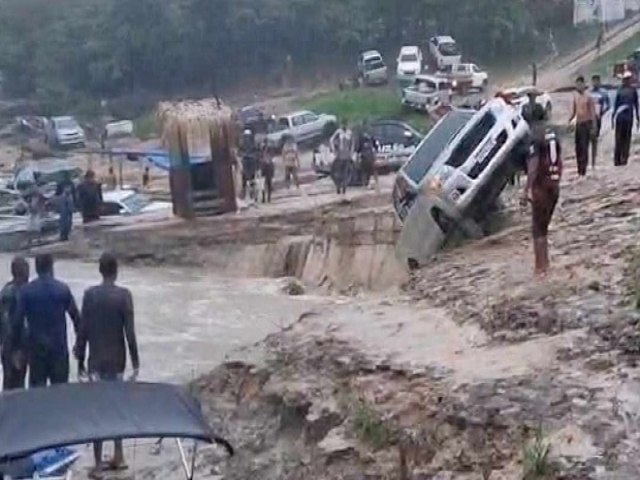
[368,120,423,149]
[313,120,423,179]
[396,46,423,78]
[441,63,488,91]
[101,189,171,217]
[265,110,337,150]
[357,50,389,85]
[502,86,553,118]
[402,74,454,112]
[429,36,462,70]
[236,105,268,134]
[45,116,86,148]
[393,98,529,224]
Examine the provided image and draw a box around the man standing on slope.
[612,71,640,167]
[568,76,596,177]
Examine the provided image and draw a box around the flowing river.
[0,254,326,383]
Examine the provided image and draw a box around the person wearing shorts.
[75,253,139,478]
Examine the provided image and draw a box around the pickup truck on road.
[265,110,337,150]
[442,63,488,92]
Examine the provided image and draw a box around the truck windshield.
[400,54,418,63]
[401,110,474,185]
[365,58,385,71]
[55,118,79,130]
[446,112,496,168]
[439,43,459,56]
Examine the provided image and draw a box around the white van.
[429,36,462,70]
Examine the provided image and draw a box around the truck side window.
[446,113,496,169]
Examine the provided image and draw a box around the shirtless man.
[569,76,597,177]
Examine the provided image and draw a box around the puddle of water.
[0,255,325,382]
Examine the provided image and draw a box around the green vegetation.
[133,112,160,141]
[352,400,391,450]
[523,425,553,480]
[298,88,432,132]
[589,32,640,78]
[0,0,577,114]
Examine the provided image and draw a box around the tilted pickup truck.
[393,97,530,266]
[265,110,337,150]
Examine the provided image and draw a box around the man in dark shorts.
[15,254,80,387]
[75,253,140,476]
[0,256,29,390]
[522,123,562,276]
[569,76,596,176]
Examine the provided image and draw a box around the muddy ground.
[5,23,640,480]
[172,126,640,480]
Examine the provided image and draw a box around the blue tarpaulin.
[110,149,209,172]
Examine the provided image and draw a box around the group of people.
[23,169,105,246]
[237,119,381,203]
[516,71,640,277]
[571,72,639,174]
[0,252,139,477]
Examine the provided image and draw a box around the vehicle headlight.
[451,80,458,88]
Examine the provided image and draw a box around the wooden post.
[118,156,123,189]
[209,126,237,214]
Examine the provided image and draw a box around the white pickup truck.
[395,98,530,265]
[444,63,488,91]
[265,110,337,150]
[402,75,453,112]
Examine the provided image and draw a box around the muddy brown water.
[0,254,326,383]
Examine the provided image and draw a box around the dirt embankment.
[180,131,640,480]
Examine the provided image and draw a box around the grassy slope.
[296,87,433,132]
[588,31,640,78]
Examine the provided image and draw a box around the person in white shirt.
[330,120,354,195]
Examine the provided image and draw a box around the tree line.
[0,0,573,111]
